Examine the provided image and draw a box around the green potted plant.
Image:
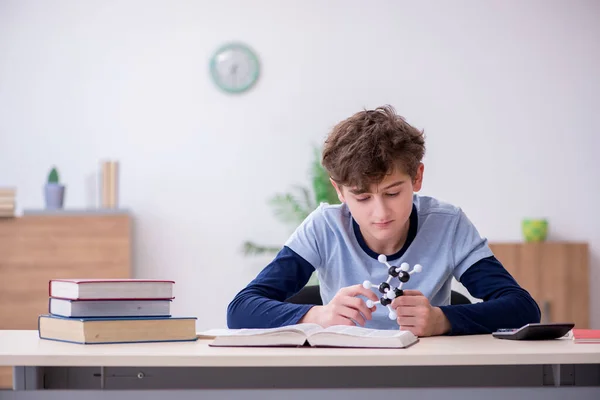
[44,166,65,209]
[521,218,548,242]
[242,146,339,284]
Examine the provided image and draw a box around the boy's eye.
[386,192,399,197]
[356,196,370,202]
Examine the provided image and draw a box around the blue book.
[38,314,198,344]
[48,298,172,318]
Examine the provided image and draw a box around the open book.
[197,323,418,348]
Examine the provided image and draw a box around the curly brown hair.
[321,105,425,193]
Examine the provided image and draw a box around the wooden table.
[1,330,599,400]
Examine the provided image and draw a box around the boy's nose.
[372,198,390,220]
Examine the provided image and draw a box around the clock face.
[210,43,260,94]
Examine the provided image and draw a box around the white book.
[49,298,172,318]
[197,323,418,348]
[49,279,174,300]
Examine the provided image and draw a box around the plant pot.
[521,219,548,242]
[44,183,65,209]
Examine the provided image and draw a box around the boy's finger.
[392,295,423,308]
[342,284,379,301]
[396,316,418,326]
[338,305,366,326]
[332,316,356,327]
[394,302,418,316]
[401,290,424,296]
[345,296,374,320]
[338,296,371,320]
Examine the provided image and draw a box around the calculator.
[492,323,574,340]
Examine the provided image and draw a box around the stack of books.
[38,279,198,344]
[0,187,15,218]
[572,329,600,344]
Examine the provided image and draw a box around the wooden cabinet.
[0,211,131,388]
[489,242,589,329]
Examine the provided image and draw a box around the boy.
[227,105,540,336]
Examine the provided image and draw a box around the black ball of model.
[399,271,410,283]
[378,282,390,293]
[380,297,392,306]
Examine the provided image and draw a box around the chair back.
[286,285,472,305]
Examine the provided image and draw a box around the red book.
[49,279,175,300]
[572,329,600,343]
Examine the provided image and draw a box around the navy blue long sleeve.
[227,249,541,334]
[440,256,541,335]
[227,246,315,329]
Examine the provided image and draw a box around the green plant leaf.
[242,145,338,258]
[311,146,339,205]
[47,167,59,184]
[269,191,311,226]
[241,241,282,256]
[292,184,316,213]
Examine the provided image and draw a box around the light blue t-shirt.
[284,194,494,330]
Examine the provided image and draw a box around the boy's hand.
[391,290,451,336]
[299,284,379,327]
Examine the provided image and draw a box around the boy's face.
[331,164,424,253]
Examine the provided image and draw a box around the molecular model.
[362,255,423,320]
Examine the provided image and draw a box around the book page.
[306,325,418,348]
[198,323,322,338]
[320,325,410,338]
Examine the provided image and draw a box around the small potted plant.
[44,167,65,209]
[521,218,548,242]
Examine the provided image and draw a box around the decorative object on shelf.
[0,187,16,218]
[101,160,119,208]
[44,167,65,209]
[209,42,260,94]
[521,218,548,242]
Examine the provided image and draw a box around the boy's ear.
[330,178,345,203]
[412,163,424,192]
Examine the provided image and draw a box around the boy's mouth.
[373,220,393,228]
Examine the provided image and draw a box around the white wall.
[1,0,598,330]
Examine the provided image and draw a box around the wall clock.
[209,42,260,94]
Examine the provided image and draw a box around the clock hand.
[230,64,238,87]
